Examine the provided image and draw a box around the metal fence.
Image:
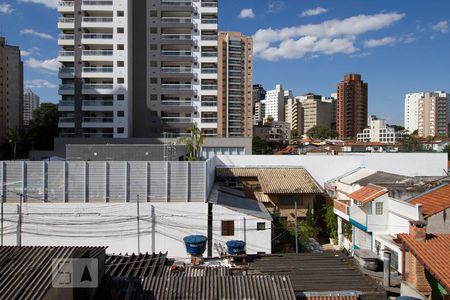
[0,161,206,203]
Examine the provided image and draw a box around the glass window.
[376,202,383,215]
[221,220,234,236]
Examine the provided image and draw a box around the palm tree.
[177,126,205,161]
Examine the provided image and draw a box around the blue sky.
[0,0,449,124]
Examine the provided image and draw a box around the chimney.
[409,221,427,241]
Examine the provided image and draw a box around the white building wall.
[405,93,422,134]
[2,202,271,258]
[264,84,285,121]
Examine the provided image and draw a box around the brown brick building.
[336,74,368,140]
[0,36,23,143]
[217,32,253,137]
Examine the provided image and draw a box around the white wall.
[214,153,448,187]
[1,202,271,258]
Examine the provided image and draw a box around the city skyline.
[0,0,449,125]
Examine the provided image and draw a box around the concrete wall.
[1,202,271,257]
[427,208,450,233]
[214,153,448,187]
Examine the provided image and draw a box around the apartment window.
[376,202,383,215]
[117,111,124,117]
[117,78,124,84]
[150,94,157,101]
[150,61,157,67]
[150,44,157,51]
[117,61,124,67]
[117,11,124,17]
[117,44,124,50]
[117,128,124,134]
[150,10,157,17]
[221,220,234,236]
[117,27,124,34]
[117,94,125,101]
[257,222,266,231]
[150,78,157,84]
[150,27,157,34]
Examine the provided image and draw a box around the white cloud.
[0,2,14,13]
[25,57,60,72]
[301,7,328,17]
[20,29,55,40]
[253,12,405,60]
[25,79,57,89]
[267,1,285,14]
[363,36,396,48]
[432,21,449,33]
[20,47,40,57]
[17,0,57,9]
[238,8,255,19]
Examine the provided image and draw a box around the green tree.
[324,204,338,240]
[7,127,21,160]
[252,137,273,155]
[306,204,314,227]
[306,125,338,140]
[28,103,59,150]
[177,125,204,161]
[388,125,405,132]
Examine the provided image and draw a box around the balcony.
[201,52,217,57]
[58,34,75,46]
[58,50,75,62]
[201,117,217,123]
[161,1,193,11]
[161,84,192,90]
[161,17,192,24]
[201,35,217,41]
[82,33,113,44]
[82,84,114,92]
[81,0,113,10]
[333,199,350,220]
[82,50,114,59]
[83,100,114,107]
[161,117,193,123]
[58,17,75,29]
[82,67,113,73]
[201,1,217,7]
[201,68,217,74]
[201,18,217,24]
[59,84,75,95]
[161,50,191,57]
[58,1,74,12]
[82,17,113,27]
[161,66,192,73]
[83,117,114,123]
[201,85,217,90]
[161,34,192,41]
[161,100,192,107]
[58,117,75,128]
[59,67,75,78]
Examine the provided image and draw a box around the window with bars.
[376,202,383,215]
[221,220,234,236]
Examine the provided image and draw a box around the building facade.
[0,37,23,143]
[23,88,40,126]
[336,74,368,140]
[357,116,401,144]
[404,92,423,134]
[253,119,291,143]
[263,84,285,122]
[418,92,448,138]
[297,93,334,135]
[284,97,302,135]
[217,32,253,137]
[57,0,218,138]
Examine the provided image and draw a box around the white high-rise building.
[357,116,401,144]
[263,84,285,122]
[57,0,218,138]
[405,92,449,137]
[23,89,40,126]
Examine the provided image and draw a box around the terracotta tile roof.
[409,183,450,218]
[399,233,450,291]
[347,184,387,203]
[216,168,323,194]
[254,191,272,203]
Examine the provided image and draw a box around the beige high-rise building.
[23,88,40,126]
[417,92,448,138]
[285,98,303,136]
[0,37,23,143]
[297,93,334,135]
[217,32,253,137]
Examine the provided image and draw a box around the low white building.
[357,116,401,144]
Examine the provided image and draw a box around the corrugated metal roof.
[399,233,450,291]
[338,169,378,185]
[216,167,323,194]
[0,246,106,300]
[246,252,385,296]
[105,252,169,278]
[141,275,296,300]
[347,184,388,203]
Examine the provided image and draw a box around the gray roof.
[245,252,386,296]
[208,185,273,221]
[0,246,106,300]
[354,171,411,186]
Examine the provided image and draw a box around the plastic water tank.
[226,240,246,255]
[183,235,207,255]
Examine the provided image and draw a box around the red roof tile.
[410,183,450,218]
[347,184,387,203]
[399,233,450,291]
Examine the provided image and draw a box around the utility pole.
[1,195,3,246]
[137,195,140,253]
[18,194,23,246]
[294,201,298,254]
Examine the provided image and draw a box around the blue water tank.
[183,235,207,255]
[226,240,246,255]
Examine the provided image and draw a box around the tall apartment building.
[217,32,253,137]
[252,84,266,103]
[252,84,266,124]
[263,84,286,122]
[336,74,368,140]
[23,88,40,125]
[297,93,334,135]
[405,91,449,137]
[285,97,302,135]
[57,0,218,138]
[0,37,23,143]
[254,101,265,125]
